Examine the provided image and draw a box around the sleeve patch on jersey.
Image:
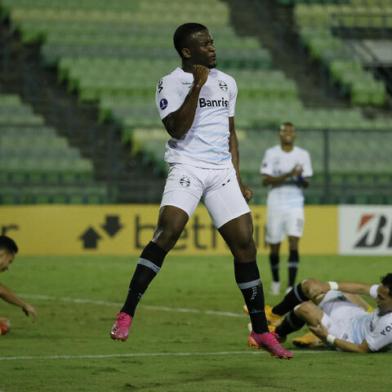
[218,80,228,91]
[160,98,168,110]
[158,80,163,93]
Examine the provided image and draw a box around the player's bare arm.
[0,282,37,320]
[229,117,252,202]
[304,280,373,299]
[162,65,209,139]
[309,323,370,353]
[333,282,372,296]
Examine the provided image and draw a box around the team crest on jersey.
[218,80,228,91]
[160,98,168,110]
[179,176,191,188]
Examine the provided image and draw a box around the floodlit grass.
[0,255,390,392]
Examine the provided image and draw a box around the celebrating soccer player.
[110,23,293,359]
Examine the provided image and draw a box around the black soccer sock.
[234,260,268,334]
[121,241,167,317]
[272,282,308,316]
[288,249,299,287]
[275,310,306,338]
[269,253,280,282]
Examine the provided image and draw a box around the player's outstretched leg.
[110,241,167,341]
[220,215,293,359]
[234,260,293,359]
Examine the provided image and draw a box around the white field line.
[0,350,326,362]
[2,294,331,363]
[20,293,245,318]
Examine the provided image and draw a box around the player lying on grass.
[248,274,392,352]
[0,236,37,335]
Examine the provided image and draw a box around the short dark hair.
[280,122,294,130]
[0,235,18,254]
[381,273,392,297]
[173,23,208,57]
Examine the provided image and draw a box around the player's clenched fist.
[192,64,209,88]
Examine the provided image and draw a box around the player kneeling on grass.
[250,274,392,353]
[0,236,37,335]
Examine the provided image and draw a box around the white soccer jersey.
[350,310,392,352]
[260,145,313,209]
[155,67,237,168]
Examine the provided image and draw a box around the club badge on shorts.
[179,176,191,187]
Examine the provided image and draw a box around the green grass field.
[0,255,391,392]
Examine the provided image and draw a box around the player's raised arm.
[162,65,209,139]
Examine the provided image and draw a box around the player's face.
[0,250,14,272]
[186,30,216,69]
[376,285,392,314]
[279,125,296,145]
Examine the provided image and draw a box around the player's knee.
[153,225,183,251]
[302,278,322,299]
[233,237,256,261]
[288,239,299,249]
[294,301,312,317]
[241,234,255,250]
[269,243,280,254]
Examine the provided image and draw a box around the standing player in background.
[0,235,37,335]
[261,123,312,296]
[110,22,292,359]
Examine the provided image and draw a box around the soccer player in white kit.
[260,122,312,296]
[257,274,392,353]
[110,23,292,359]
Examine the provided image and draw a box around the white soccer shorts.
[319,290,367,341]
[160,163,250,228]
[265,207,304,244]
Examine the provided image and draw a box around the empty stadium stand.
[0,94,110,204]
[0,0,391,205]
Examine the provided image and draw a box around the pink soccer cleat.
[110,312,132,341]
[248,331,293,359]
